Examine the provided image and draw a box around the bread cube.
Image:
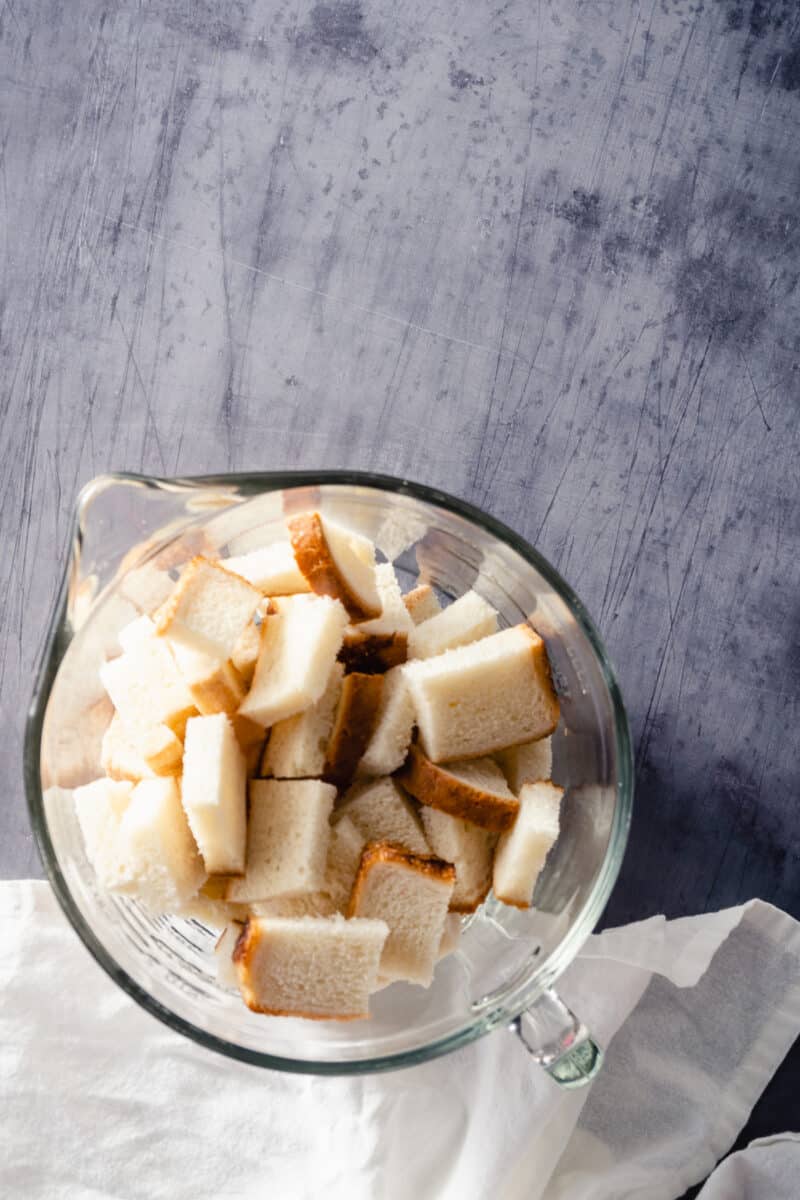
[287,512,381,621]
[233,915,389,1019]
[226,779,336,903]
[493,781,563,908]
[181,714,248,875]
[338,777,429,856]
[494,737,553,791]
[223,542,311,595]
[402,624,560,762]
[118,778,206,911]
[348,843,454,986]
[260,663,344,778]
[238,594,348,728]
[420,807,497,913]
[357,665,415,776]
[408,590,498,660]
[399,744,519,832]
[156,556,262,660]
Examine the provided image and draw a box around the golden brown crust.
[338,631,408,674]
[398,744,520,832]
[287,512,380,621]
[492,891,531,910]
[348,840,456,917]
[323,672,384,788]
[231,712,268,751]
[184,661,246,716]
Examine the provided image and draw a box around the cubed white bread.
[494,737,553,791]
[168,639,246,715]
[402,624,560,762]
[357,665,416,776]
[323,672,384,788]
[181,714,247,875]
[403,584,442,625]
[230,600,270,684]
[214,923,244,988]
[287,512,381,621]
[408,590,498,660]
[123,720,185,775]
[420,807,497,913]
[238,594,348,728]
[349,843,455,986]
[399,744,519,833]
[233,915,389,1019]
[117,614,158,653]
[438,912,462,960]
[250,893,338,918]
[260,663,344,779]
[226,779,336,903]
[155,556,263,660]
[353,563,414,637]
[73,778,135,891]
[100,639,197,738]
[100,715,156,782]
[493,781,563,908]
[337,777,429,856]
[322,815,366,910]
[119,778,206,911]
[223,542,311,595]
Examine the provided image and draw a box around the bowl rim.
[25,469,634,1074]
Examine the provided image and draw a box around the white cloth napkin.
[1,883,798,1200]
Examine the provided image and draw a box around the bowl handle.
[510,988,603,1088]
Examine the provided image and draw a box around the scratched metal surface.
[1,0,798,1156]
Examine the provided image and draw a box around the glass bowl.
[25,471,633,1081]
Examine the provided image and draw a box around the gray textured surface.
[2,4,799,915]
[1,0,799,1174]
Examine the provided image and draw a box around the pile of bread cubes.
[74,512,562,1022]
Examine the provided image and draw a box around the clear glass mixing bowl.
[25,472,633,1082]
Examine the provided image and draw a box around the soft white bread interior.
[322,671,383,788]
[168,639,246,716]
[100,637,197,738]
[351,563,414,637]
[155,556,263,660]
[408,590,498,660]
[181,714,247,875]
[419,807,497,913]
[402,624,560,762]
[322,815,366,910]
[494,737,553,792]
[493,781,563,908]
[250,893,338,918]
[260,663,344,779]
[226,779,336,903]
[348,843,454,986]
[119,720,185,775]
[337,777,429,856]
[357,665,415,776]
[100,715,156,782]
[399,744,519,832]
[117,777,206,911]
[117,614,159,653]
[238,594,348,728]
[223,542,311,596]
[233,914,389,1019]
[73,777,135,891]
[230,599,270,684]
[403,584,442,625]
[287,512,381,621]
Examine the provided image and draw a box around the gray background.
[1,0,798,1178]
